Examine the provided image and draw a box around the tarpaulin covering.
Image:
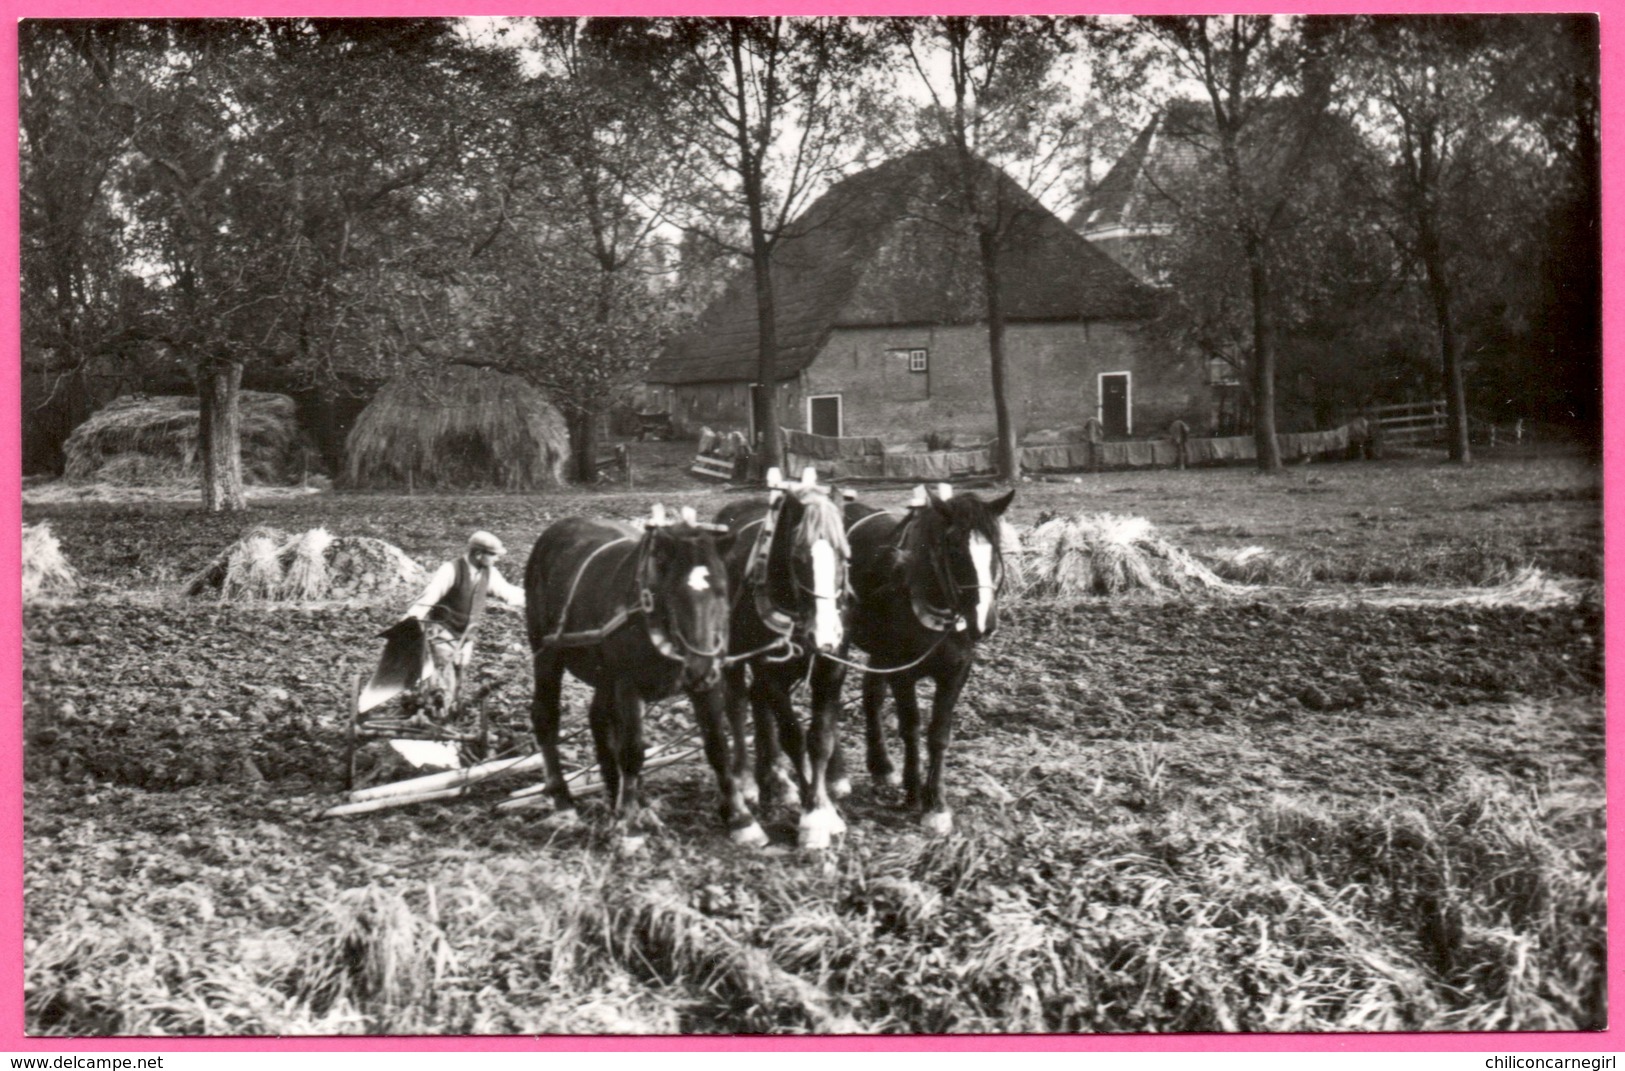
[1279,425,1350,458]
[784,422,1361,479]
[1020,443,1095,471]
[883,449,992,479]
[781,427,886,461]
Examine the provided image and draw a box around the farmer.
[402,531,526,714]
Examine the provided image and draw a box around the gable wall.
[800,321,1208,444]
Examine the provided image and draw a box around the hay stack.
[23,523,78,602]
[63,392,304,486]
[1018,512,1239,597]
[345,366,570,490]
[186,527,427,602]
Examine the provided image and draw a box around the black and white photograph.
[18,13,1605,1037]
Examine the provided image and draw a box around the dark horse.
[524,507,764,850]
[714,471,851,849]
[840,485,1014,835]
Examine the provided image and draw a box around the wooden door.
[809,395,842,438]
[1100,374,1130,438]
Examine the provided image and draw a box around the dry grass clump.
[23,523,78,602]
[1301,566,1582,611]
[63,392,304,486]
[1253,781,1606,1031]
[1203,545,1313,586]
[185,528,425,602]
[25,915,300,1035]
[1017,512,1240,598]
[287,886,457,1029]
[345,366,570,491]
[24,776,1604,1035]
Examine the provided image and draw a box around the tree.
[19,22,175,470]
[660,17,877,474]
[1137,15,1344,472]
[1350,16,1577,463]
[100,19,487,509]
[887,16,1087,481]
[1496,15,1600,436]
[464,18,700,482]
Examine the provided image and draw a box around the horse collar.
[901,513,968,634]
[745,499,798,639]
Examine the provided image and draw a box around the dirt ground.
[19,441,1606,1035]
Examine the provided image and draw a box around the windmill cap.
[469,531,506,557]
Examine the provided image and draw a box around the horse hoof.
[798,825,832,851]
[731,821,769,849]
[799,807,844,850]
[920,810,954,837]
[618,835,647,856]
[829,776,853,800]
[543,808,580,828]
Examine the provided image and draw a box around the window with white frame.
[888,347,929,373]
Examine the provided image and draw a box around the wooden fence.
[1371,400,1446,444]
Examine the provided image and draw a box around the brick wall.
[799,321,1209,444]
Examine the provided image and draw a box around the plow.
[322,615,702,820]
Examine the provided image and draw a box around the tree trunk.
[568,411,599,484]
[977,231,1019,481]
[749,227,783,476]
[1245,240,1283,472]
[1427,271,1471,464]
[198,361,246,512]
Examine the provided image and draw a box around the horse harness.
[536,530,724,671]
[730,497,819,664]
[849,508,999,637]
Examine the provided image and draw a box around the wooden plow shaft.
[320,739,702,819]
[495,743,701,813]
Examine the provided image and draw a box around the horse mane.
[909,494,1002,552]
[938,494,1003,548]
[790,488,850,558]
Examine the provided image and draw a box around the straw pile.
[344,366,570,490]
[1301,567,1581,611]
[23,523,79,602]
[1017,512,1240,597]
[63,392,305,486]
[186,527,427,602]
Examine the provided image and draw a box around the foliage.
[655,17,885,471]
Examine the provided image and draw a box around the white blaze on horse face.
[809,538,843,650]
[968,532,994,632]
[687,565,712,592]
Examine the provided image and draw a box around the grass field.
[20,444,1606,1035]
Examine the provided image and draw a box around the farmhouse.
[648,148,1210,447]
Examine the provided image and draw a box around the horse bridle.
[737,494,847,663]
[633,528,729,674]
[903,510,1003,636]
[539,528,728,686]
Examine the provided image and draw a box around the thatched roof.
[1070,97,1355,238]
[649,147,1159,387]
[62,392,304,486]
[344,365,570,490]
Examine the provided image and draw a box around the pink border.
[1,0,1616,1053]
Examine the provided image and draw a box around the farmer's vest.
[426,557,490,639]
